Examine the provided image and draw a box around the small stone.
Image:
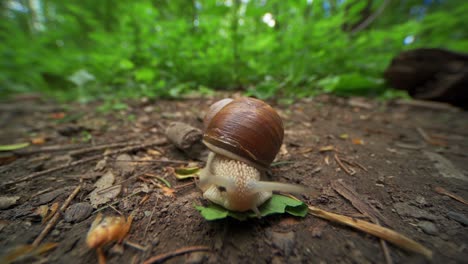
[115,154,135,176]
[0,196,20,210]
[64,202,93,223]
[393,202,438,221]
[269,231,295,256]
[415,196,427,206]
[152,237,160,246]
[94,158,107,171]
[447,211,468,226]
[144,211,152,217]
[51,229,61,237]
[418,221,438,235]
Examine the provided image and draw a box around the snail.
[198,97,307,215]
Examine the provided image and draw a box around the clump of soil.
[0,94,467,263]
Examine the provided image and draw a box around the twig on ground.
[124,240,148,251]
[2,140,166,187]
[416,127,446,146]
[32,184,82,246]
[394,99,460,111]
[434,186,468,205]
[331,179,391,226]
[143,246,211,264]
[114,159,188,164]
[12,144,87,156]
[340,158,368,172]
[29,187,53,199]
[93,191,143,214]
[380,238,394,264]
[68,141,143,157]
[143,204,156,240]
[175,181,196,190]
[290,194,433,259]
[331,179,393,263]
[108,204,123,216]
[334,154,356,176]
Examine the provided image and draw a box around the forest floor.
[0,93,467,264]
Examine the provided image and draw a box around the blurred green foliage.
[1,0,467,101]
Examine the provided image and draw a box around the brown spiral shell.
[203,97,284,170]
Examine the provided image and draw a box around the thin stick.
[3,140,166,187]
[93,191,142,214]
[394,99,459,111]
[331,180,393,263]
[69,141,143,157]
[380,239,394,264]
[13,144,87,156]
[108,204,123,216]
[143,204,156,240]
[175,181,196,190]
[434,186,468,205]
[331,180,391,226]
[114,159,188,164]
[143,246,211,264]
[340,158,368,172]
[32,184,82,246]
[124,240,148,251]
[334,154,356,176]
[305,204,432,259]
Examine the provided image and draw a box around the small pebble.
[51,230,61,237]
[152,237,160,246]
[415,196,427,206]
[447,211,468,226]
[64,202,93,223]
[0,196,20,210]
[418,221,438,235]
[269,231,295,256]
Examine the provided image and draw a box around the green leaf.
[174,167,200,180]
[0,142,30,151]
[195,194,308,221]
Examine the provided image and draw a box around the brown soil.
[0,94,467,264]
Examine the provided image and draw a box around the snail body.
[199,97,306,214]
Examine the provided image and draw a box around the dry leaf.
[139,194,150,205]
[0,196,20,210]
[146,149,163,156]
[352,138,364,145]
[339,134,349,139]
[36,205,49,222]
[319,145,335,152]
[86,213,133,249]
[50,112,65,119]
[88,171,121,208]
[161,187,175,197]
[43,202,59,223]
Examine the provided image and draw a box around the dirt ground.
[0,94,467,264]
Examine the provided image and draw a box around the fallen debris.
[0,196,20,210]
[165,122,207,160]
[2,140,167,187]
[33,184,82,247]
[89,171,121,208]
[434,186,468,205]
[143,245,211,264]
[303,201,433,259]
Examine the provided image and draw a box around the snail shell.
[203,97,284,170]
